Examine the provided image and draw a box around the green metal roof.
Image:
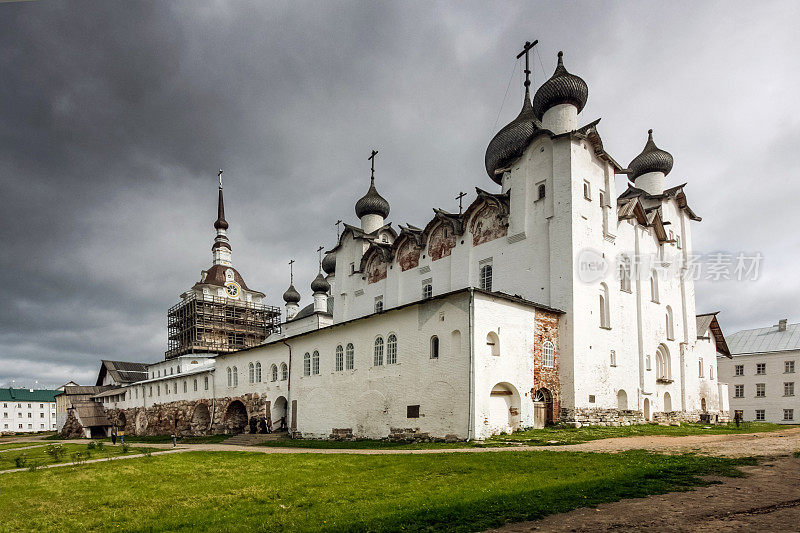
[0,388,60,403]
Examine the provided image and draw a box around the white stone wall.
[719,350,799,423]
[1,400,57,433]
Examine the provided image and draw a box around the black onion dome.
[484,90,540,184]
[355,178,390,219]
[322,252,336,275]
[628,129,674,180]
[282,284,301,304]
[532,51,588,120]
[310,272,330,293]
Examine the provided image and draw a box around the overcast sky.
[1,1,798,388]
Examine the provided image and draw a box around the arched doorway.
[663,392,672,413]
[116,411,127,430]
[617,390,628,411]
[643,398,651,421]
[488,383,521,435]
[223,400,248,434]
[701,397,707,413]
[190,403,211,435]
[134,410,148,436]
[533,388,554,429]
[272,396,288,432]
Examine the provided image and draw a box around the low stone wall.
[561,407,730,427]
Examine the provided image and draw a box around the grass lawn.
[0,442,47,452]
[0,443,156,470]
[0,449,754,532]
[256,438,473,450]
[486,422,796,446]
[100,434,230,445]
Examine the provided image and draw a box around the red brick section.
[471,204,508,247]
[532,309,561,424]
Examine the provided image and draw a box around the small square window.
[735,365,744,376]
[756,383,766,397]
[784,382,794,397]
[756,363,766,375]
[785,361,795,374]
[734,384,744,398]
[536,182,546,200]
[784,409,794,421]
[588,395,596,403]
[407,405,420,418]
[755,409,765,421]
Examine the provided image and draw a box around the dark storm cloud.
[1,1,798,387]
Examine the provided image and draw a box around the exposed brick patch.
[532,309,561,425]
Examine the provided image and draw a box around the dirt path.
[490,455,800,532]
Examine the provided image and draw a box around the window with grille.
[281,363,288,380]
[756,383,765,397]
[193,379,198,392]
[422,283,432,299]
[387,334,397,365]
[542,341,555,368]
[232,367,238,387]
[786,361,795,373]
[756,363,766,375]
[735,365,744,376]
[374,337,384,366]
[227,367,232,387]
[312,350,320,375]
[255,362,262,382]
[430,336,439,359]
[346,343,354,370]
[479,264,493,291]
[336,345,344,371]
[734,384,744,398]
[271,364,278,382]
[784,382,794,396]
[375,297,383,313]
[303,353,311,376]
[784,409,794,421]
[755,409,765,421]
[249,363,255,384]
[204,376,209,390]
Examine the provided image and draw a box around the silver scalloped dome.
[355,178,390,219]
[322,252,336,275]
[628,129,674,180]
[532,51,588,121]
[310,272,330,294]
[282,284,301,304]
[484,90,540,184]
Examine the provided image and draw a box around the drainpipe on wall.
[282,339,293,438]
[467,288,475,441]
[209,369,216,433]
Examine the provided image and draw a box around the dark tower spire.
[214,169,228,230]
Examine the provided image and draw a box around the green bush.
[120,443,130,454]
[27,462,39,472]
[86,441,96,451]
[14,454,28,468]
[45,444,66,462]
[95,441,104,452]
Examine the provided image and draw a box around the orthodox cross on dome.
[516,40,538,90]
[218,169,224,188]
[368,149,378,182]
[335,219,342,239]
[317,245,325,272]
[288,259,295,284]
[455,191,467,215]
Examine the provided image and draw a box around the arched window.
[335,345,344,371]
[193,378,198,392]
[271,364,278,382]
[619,255,631,292]
[610,350,617,367]
[232,366,238,387]
[345,343,354,370]
[480,264,493,291]
[374,337,384,366]
[646,354,652,371]
[227,367,232,387]
[699,358,704,377]
[487,331,500,357]
[312,350,320,375]
[430,335,439,359]
[617,389,628,410]
[183,380,187,393]
[249,362,255,384]
[650,270,659,302]
[542,340,555,367]
[303,352,311,376]
[537,183,546,200]
[204,376,209,390]
[387,334,397,365]
[255,362,262,383]
[599,283,610,328]
[656,345,670,380]
[280,362,288,381]
[665,306,674,340]
[422,283,432,299]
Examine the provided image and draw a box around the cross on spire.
[368,149,378,182]
[335,219,342,239]
[455,191,467,214]
[516,40,538,90]
[288,259,295,284]
[317,245,325,272]
[218,169,223,188]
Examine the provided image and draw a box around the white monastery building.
[69,43,731,441]
[718,319,799,424]
[1,388,58,433]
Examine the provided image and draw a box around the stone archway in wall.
[223,400,248,434]
[134,410,148,436]
[643,398,651,421]
[663,392,673,413]
[272,396,288,431]
[115,411,127,430]
[533,388,554,429]
[617,390,628,411]
[190,403,211,435]
[488,383,521,435]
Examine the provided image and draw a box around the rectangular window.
[422,279,433,299]
[784,409,794,421]
[786,361,795,373]
[350,262,355,274]
[479,260,493,291]
[734,384,744,398]
[583,180,591,200]
[374,296,384,313]
[755,409,765,421]
[735,364,744,376]
[407,405,420,418]
[756,363,766,375]
[756,383,766,397]
[536,181,546,200]
[784,382,794,396]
